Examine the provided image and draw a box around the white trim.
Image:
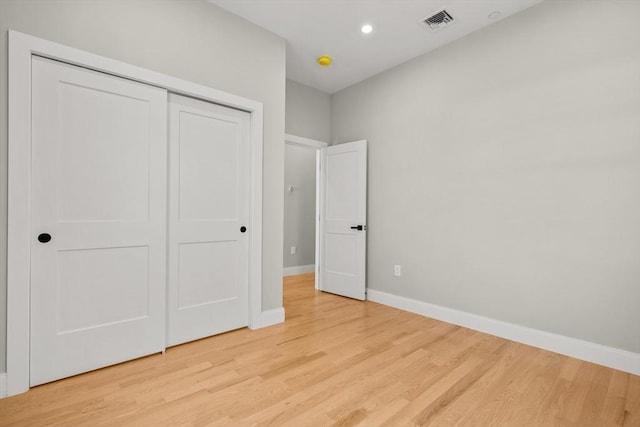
[367,289,640,375]
[283,264,315,277]
[249,308,286,330]
[317,149,325,293]
[284,133,328,149]
[0,374,7,398]
[7,29,33,398]
[7,30,264,397]
[315,152,321,291]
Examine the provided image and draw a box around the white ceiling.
[210,0,543,94]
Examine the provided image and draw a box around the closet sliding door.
[30,56,168,386]
[167,94,250,346]
[29,57,250,387]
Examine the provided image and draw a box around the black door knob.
[38,233,52,243]
[240,226,247,233]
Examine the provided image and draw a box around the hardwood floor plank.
[0,272,637,426]
[622,374,640,426]
[576,366,614,426]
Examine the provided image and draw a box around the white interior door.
[318,140,367,300]
[30,57,168,386]
[167,94,250,346]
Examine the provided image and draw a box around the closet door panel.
[30,56,168,386]
[168,93,250,346]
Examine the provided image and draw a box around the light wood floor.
[1,273,638,426]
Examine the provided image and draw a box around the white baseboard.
[250,307,285,330]
[0,373,7,398]
[367,289,640,375]
[283,264,315,277]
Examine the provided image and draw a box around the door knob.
[38,233,52,243]
[350,225,366,231]
[240,226,247,233]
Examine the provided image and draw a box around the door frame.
[283,134,327,289]
[7,30,264,396]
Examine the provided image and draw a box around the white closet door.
[30,57,168,386]
[167,94,250,346]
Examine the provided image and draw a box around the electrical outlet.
[290,245,296,255]
[394,264,402,277]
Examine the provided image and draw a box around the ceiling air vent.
[420,9,454,32]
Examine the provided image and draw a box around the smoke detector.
[419,9,455,32]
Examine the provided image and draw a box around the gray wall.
[285,79,331,142]
[332,0,640,353]
[283,145,317,269]
[283,79,331,270]
[0,0,286,372]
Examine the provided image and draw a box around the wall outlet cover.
[394,264,402,276]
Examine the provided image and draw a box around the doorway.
[283,135,368,300]
[283,135,327,283]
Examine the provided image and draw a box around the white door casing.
[30,56,168,386]
[318,140,368,300]
[167,94,250,346]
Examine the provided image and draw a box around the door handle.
[38,233,52,243]
[350,225,366,231]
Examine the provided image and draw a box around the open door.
[317,140,367,300]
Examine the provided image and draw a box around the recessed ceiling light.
[488,11,502,20]
[361,24,373,34]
